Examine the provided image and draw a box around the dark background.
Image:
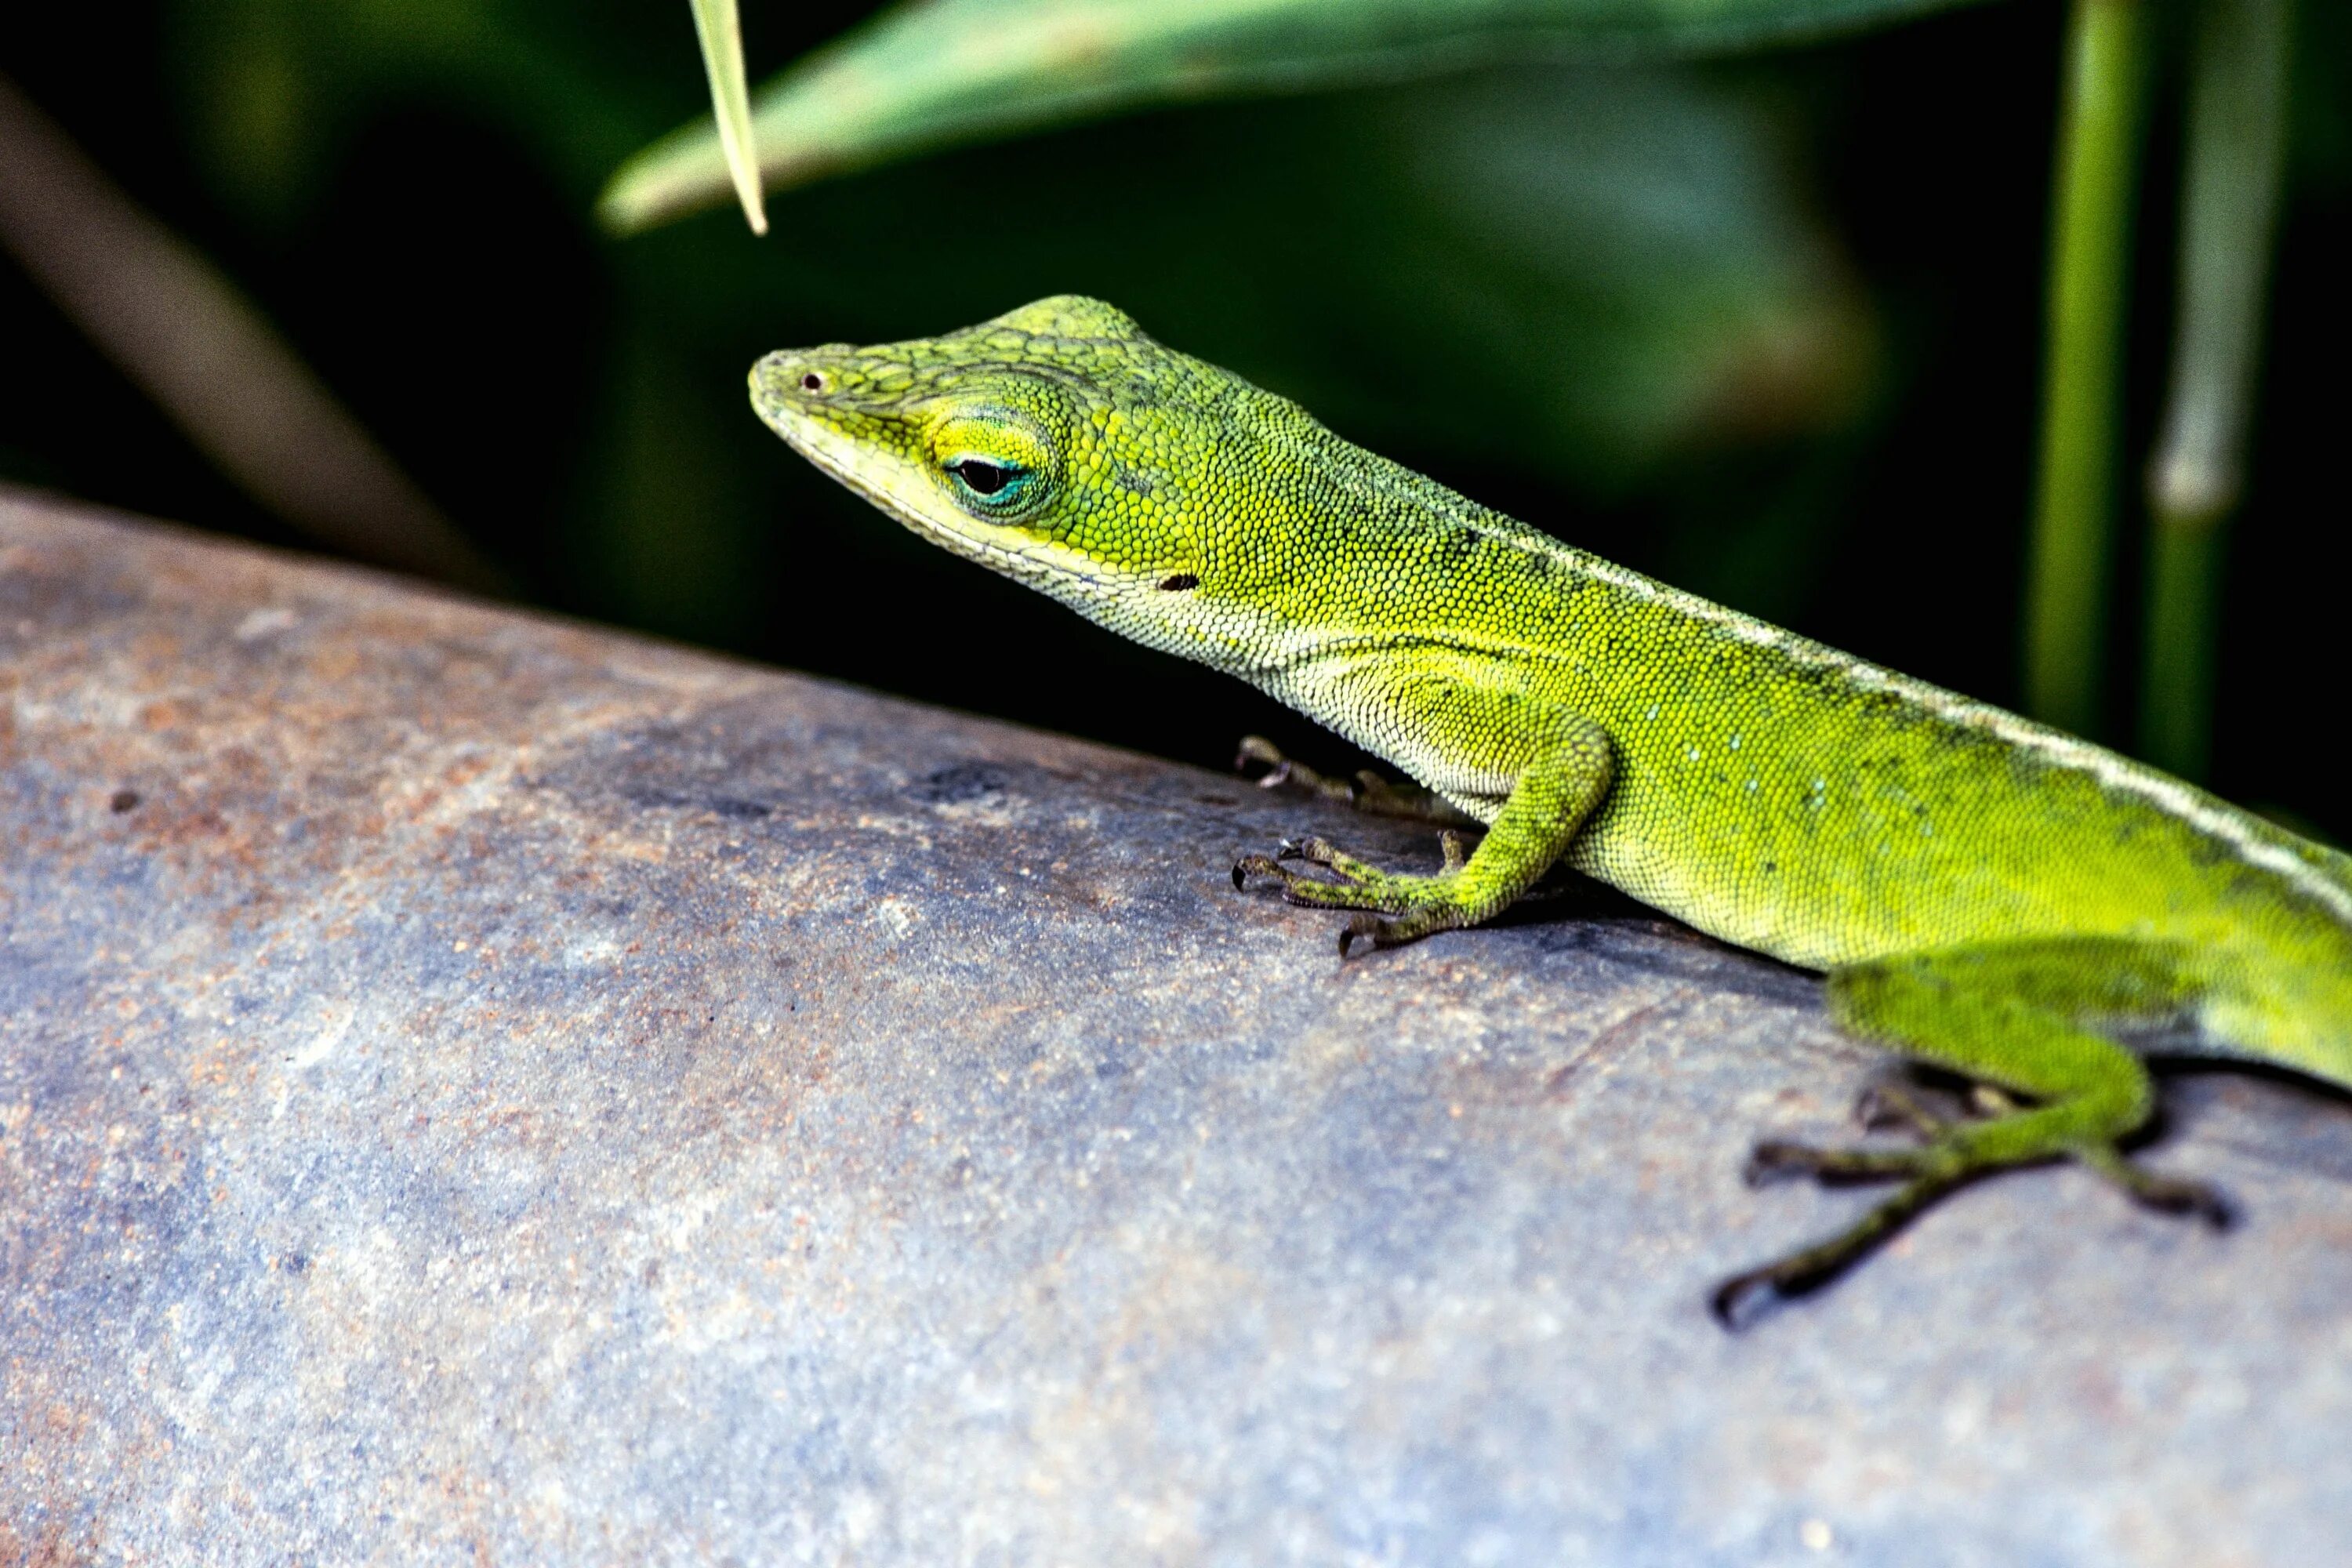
[2,0,2346,837]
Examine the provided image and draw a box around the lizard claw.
[2135,1175,2236,1229]
[1741,1140,1825,1188]
[1338,913,1388,958]
[1709,1266,1791,1332]
[1234,734,1288,781]
[2077,1146,2235,1229]
[1231,853,1284,890]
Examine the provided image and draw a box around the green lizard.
[750,296,2352,1323]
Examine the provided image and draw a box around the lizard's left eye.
[946,457,1031,506]
[933,403,1056,517]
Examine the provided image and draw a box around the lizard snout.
[751,350,837,404]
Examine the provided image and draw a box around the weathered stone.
[3,492,2347,1564]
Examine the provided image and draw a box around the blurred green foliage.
[165,0,1879,650]
[177,0,1871,476]
[1,1,2345,835]
[604,0,1991,231]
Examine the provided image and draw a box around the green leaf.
[687,0,767,234]
[601,0,1991,233]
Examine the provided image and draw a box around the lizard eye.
[931,403,1057,518]
[946,456,1031,506]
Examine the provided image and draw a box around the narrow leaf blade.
[688,0,767,234]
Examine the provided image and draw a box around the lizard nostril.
[800,372,824,393]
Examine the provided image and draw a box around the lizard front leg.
[1234,713,1613,955]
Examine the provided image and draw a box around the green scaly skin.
[750,296,2352,1324]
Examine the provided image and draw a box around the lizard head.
[751,295,1323,669]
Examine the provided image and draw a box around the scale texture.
[3,494,2348,1565]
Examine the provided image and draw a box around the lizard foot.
[1753,1123,2227,1223]
[1710,1166,1965,1329]
[1231,833,1479,954]
[1715,1123,1991,1327]
[1716,1123,2230,1328]
[1235,736,1477,826]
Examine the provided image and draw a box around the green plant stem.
[2022,0,2151,738]
[2141,524,2221,779]
[2140,0,2292,780]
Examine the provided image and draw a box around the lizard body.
[751,296,2352,1319]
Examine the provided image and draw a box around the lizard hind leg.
[1711,938,2224,1327]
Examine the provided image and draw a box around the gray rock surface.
[3,492,2348,1566]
